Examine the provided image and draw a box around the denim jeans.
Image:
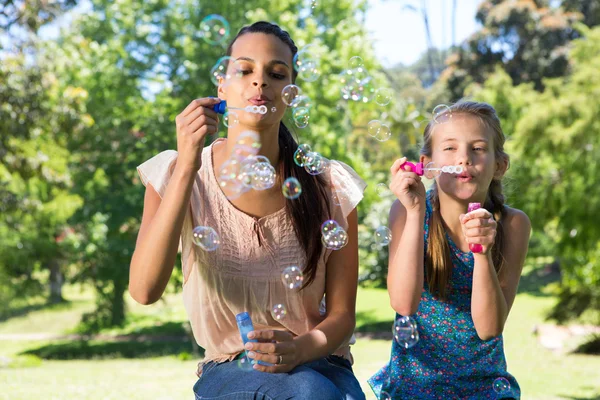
[193,355,366,400]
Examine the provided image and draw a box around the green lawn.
[1,271,599,400]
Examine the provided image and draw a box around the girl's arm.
[293,208,360,364]
[470,208,531,340]
[387,200,426,316]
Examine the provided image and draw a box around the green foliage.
[467,24,600,323]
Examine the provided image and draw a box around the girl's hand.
[459,208,497,255]
[245,330,299,373]
[389,157,426,214]
[175,97,221,172]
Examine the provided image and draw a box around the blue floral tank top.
[368,192,520,399]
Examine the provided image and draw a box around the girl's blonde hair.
[421,100,510,299]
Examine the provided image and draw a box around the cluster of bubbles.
[294,44,322,83]
[367,120,392,142]
[293,143,330,175]
[393,316,420,349]
[321,220,349,250]
[216,131,277,200]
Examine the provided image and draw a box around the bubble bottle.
[467,203,484,253]
[235,312,272,366]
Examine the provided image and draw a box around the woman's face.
[219,32,293,129]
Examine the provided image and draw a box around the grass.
[0,268,599,400]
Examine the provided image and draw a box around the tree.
[467,24,600,326]
[442,0,596,100]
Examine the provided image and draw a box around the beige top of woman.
[137,138,366,375]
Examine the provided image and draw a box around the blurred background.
[0,0,599,399]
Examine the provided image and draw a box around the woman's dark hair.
[225,21,330,289]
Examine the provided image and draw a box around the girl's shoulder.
[502,206,531,232]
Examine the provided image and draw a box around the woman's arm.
[470,208,531,340]
[129,163,197,305]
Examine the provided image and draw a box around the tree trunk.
[49,259,64,304]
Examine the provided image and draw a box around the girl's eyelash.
[236,70,286,79]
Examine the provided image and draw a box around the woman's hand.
[175,97,221,172]
[459,208,497,255]
[245,330,299,373]
[389,157,426,215]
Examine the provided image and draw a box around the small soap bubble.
[192,226,220,251]
[282,177,302,200]
[303,152,328,175]
[348,56,364,69]
[298,59,321,82]
[281,266,304,289]
[393,316,419,349]
[294,44,322,72]
[492,377,510,394]
[223,110,239,128]
[367,120,391,142]
[282,84,302,106]
[292,107,310,129]
[375,88,393,106]
[210,56,233,86]
[294,144,312,167]
[271,106,277,113]
[250,162,276,191]
[199,15,230,46]
[322,227,349,250]
[432,104,452,123]
[374,226,392,247]
[321,220,340,235]
[271,304,288,321]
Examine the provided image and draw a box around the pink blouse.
[137,138,366,376]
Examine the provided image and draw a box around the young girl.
[369,101,531,399]
[129,21,367,399]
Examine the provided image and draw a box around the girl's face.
[423,113,506,202]
[219,32,293,129]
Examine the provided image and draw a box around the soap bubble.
[348,56,364,69]
[492,377,511,394]
[321,219,340,235]
[271,304,287,321]
[192,226,220,251]
[250,162,276,191]
[432,104,452,123]
[297,59,321,82]
[223,110,239,128]
[374,226,392,247]
[282,177,302,199]
[367,120,392,142]
[393,316,419,349]
[199,15,230,46]
[322,227,349,250]
[282,84,303,106]
[293,144,312,167]
[375,88,393,106]
[281,266,304,289]
[210,56,233,86]
[304,152,329,175]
